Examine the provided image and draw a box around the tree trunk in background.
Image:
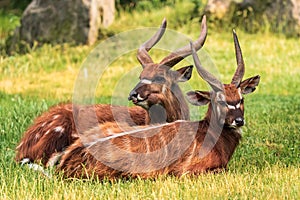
[6,0,115,54]
[204,0,300,36]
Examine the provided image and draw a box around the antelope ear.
[240,75,260,94]
[186,90,210,106]
[174,65,193,82]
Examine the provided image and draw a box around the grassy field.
[0,4,300,200]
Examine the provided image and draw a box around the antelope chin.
[226,121,243,129]
[226,124,238,129]
[130,94,149,109]
[133,99,149,109]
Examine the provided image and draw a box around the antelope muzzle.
[128,82,150,106]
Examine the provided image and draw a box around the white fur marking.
[20,158,51,178]
[184,141,197,170]
[227,103,241,110]
[41,122,46,127]
[47,152,64,167]
[53,115,59,120]
[145,137,150,153]
[16,142,24,149]
[238,88,242,99]
[161,134,167,163]
[35,133,40,139]
[54,126,64,133]
[227,105,236,110]
[27,163,51,178]
[216,105,221,117]
[140,79,152,84]
[45,130,50,135]
[86,122,178,148]
[20,158,30,165]
[231,121,237,127]
[162,84,166,94]
[174,120,186,122]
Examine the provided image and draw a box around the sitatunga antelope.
[16,16,208,167]
[57,30,260,179]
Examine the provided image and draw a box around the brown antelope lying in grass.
[57,31,260,179]
[15,16,208,167]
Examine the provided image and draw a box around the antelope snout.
[128,90,137,101]
[234,117,244,127]
[128,83,150,103]
[128,89,148,103]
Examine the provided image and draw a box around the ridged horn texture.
[231,30,245,87]
[190,42,223,92]
[159,15,207,68]
[137,18,167,67]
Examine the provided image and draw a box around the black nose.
[128,90,137,100]
[235,117,244,126]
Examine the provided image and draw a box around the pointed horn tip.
[161,18,167,28]
[233,29,238,39]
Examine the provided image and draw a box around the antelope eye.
[153,76,166,83]
[217,101,227,106]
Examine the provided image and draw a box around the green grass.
[0,5,299,200]
[0,9,20,47]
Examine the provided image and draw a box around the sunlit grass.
[0,163,298,199]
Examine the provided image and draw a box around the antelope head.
[187,31,260,128]
[128,16,207,122]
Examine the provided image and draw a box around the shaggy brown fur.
[15,104,148,165]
